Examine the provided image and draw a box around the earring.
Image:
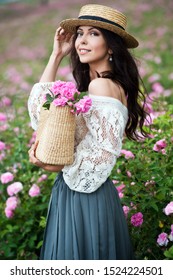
[109,55,113,62]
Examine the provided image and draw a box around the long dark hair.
[70,28,149,141]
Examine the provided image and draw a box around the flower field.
[0,0,173,260]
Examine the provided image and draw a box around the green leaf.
[164,246,173,259]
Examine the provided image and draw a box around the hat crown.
[78,4,127,30]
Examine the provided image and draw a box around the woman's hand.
[52,27,73,58]
[28,141,64,172]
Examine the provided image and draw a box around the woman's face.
[75,26,110,66]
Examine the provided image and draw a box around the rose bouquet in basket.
[35,80,92,165]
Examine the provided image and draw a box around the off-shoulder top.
[28,82,128,193]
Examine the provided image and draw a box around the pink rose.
[116,183,126,193]
[53,96,68,107]
[0,141,6,151]
[0,112,7,122]
[5,207,14,219]
[152,82,164,94]
[6,196,18,210]
[123,205,130,218]
[29,184,40,197]
[1,97,12,107]
[37,174,48,182]
[164,201,173,215]
[0,172,14,184]
[51,80,67,95]
[169,232,173,241]
[131,212,143,227]
[7,182,23,196]
[121,149,135,159]
[153,139,166,152]
[126,170,132,177]
[157,232,169,246]
[75,96,92,114]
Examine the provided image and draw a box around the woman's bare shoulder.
[88,78,125,101]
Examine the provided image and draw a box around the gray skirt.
[40,172,134,260]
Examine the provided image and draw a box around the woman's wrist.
[50,51,64,63]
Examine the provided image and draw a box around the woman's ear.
[108,49,113,55]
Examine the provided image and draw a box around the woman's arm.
[39,27,73,82]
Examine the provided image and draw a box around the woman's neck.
[89,61,112,80]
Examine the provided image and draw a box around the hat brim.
[60,18,139,48]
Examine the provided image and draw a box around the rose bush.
[111,103,173,260]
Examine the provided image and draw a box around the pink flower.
[153,139,166,152]
[75,96,92,114]
[164,201,173,215]
[6,196,18,210]
[0,141,6,151]
[0,172,14,184]
[37,174,48,182]
[121,149,135,159]
[126,170,132,177]
[116,183,126,193]
[169,232,173,241]
[29,184,40,197]
[0,112,7,122]
[131,212,143,227]
[169,225,173,241]
[0,97,12,107]
[148,73,160,83]
[152,82,164,94]
[157,232,169,246]
[53,96,68,107]
[7,182,23,196]
[51,80,78,99]
[5,207,14,218]
[123,205,130,217]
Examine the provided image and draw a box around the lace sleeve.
[28,82,54,130]
[62,98,128,193]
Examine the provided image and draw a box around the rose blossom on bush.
[153,139,166,152]
[0,112,7,122]
[131,212,143,227]
[5,207,14,219]
[6,196,18,210]
[7,182,23,196]
[0,140,6,151]
[168,225,173,241]
[164,201,173,215]
[0,172,14,184]
[157,232,169,246]
[123,205,130,218]
[29,184,40,197]
[121,149,135,159]
[37,174,48,182]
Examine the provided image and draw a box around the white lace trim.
[28,83,128,193]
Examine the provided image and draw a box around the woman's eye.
[77,32,83,37]
[90,31,99,36]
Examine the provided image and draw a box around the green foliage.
[111,106,173,260]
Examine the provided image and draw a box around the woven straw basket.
[35,104,76,165]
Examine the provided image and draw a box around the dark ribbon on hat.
[78,15,125,30]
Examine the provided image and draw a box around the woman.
[28,4,148,259]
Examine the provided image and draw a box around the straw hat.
[60,4,138,48]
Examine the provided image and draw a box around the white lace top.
[28,82,128,193]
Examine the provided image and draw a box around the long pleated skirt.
[40,172,134,260]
